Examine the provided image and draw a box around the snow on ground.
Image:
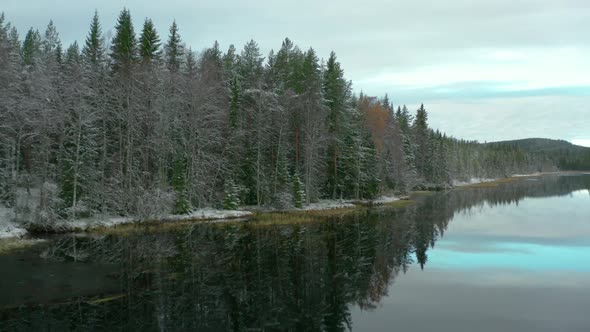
[0,187,41,239]
[0,221,27,239]
[53,208,253,231]
[370,196,400,204]
[512,172,543,177]
[55,215,135,231]
[452,178,497,187]
[298,195,400,211]
[4,193,408,236]
[0,205,27,239]
[300,200,356,211]
[162,208,252,221]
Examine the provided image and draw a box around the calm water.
[1,174,589,331]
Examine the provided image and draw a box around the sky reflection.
[428,189,590,272]
[430,241,590,272]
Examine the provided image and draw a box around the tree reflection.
[1,175,589,331]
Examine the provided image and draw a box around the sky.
[3,0,589,145]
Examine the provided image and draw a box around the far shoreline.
[1,171,589,244]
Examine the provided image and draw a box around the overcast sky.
[4,0,589,145]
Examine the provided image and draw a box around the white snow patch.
[297,196,400,210]
[162,208,252,221]
[512,173,542,177]
[452,178,497,186]
[0,205,27,239]
[0,221,27,239]
[50,208,253,232]
[371,196,400,204]
[55,215,135,231]
[300,200,356,211]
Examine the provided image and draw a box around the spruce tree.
[22,28,41,66]
[223,44,238,77]
[298,48,325,203]
[171,156,190,214]
[139,18,161,63]
[229,76,240,129]
[110,9,139,214]
[110,9,137,74]
[323,51,349,198]
[164,20,182,72]
[292,172,306,208]
[82,11,103,64]
[382,94,392,112]
[223,179,241,210]
[413,104,431,182]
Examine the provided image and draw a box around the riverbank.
[2,171,585,240]
[452,172,561,188]
[455,171,589,189]
[0,195,405,240]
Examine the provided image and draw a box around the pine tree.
[273,38,296,92]
[238,39,264,87]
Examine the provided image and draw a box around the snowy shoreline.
[1,171,580,240]
[0,196,403,240]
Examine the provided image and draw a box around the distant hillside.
[487,138,590,171]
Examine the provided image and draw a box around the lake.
[1,174,589,331]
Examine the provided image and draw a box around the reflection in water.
[0,175,589,331]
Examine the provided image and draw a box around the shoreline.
[1,171,588,241]
[1,196,405,240]
[455,171,588,189]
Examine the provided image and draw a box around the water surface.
[1,174,589,331]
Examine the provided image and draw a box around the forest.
[0,10,568,225]
[490,138,590,171]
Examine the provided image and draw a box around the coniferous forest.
[0,10,579,224]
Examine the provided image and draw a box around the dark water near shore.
[1,174,589,331]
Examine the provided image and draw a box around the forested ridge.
[489,138,590,171]
[0,10,568,223]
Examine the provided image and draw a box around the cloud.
[3,0,589,142]
[572,139,590,147]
